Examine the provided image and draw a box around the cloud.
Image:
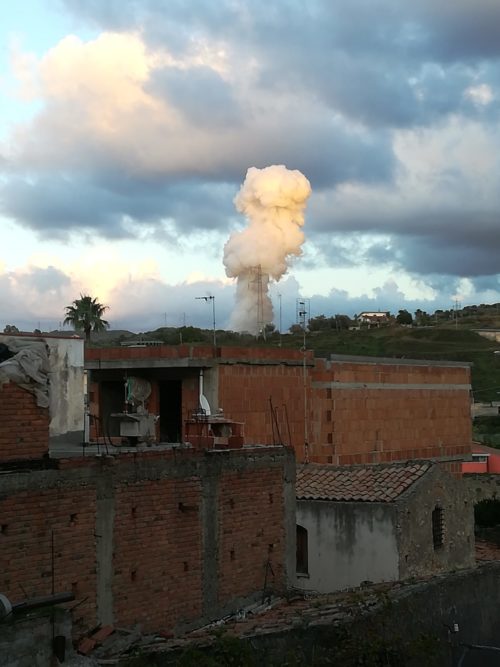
[148,65,242,129]
[1,30,395,240]
[59,0,500,128]
[0,0,499,322]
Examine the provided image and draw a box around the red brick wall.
[113,478,203,633]
[309,359,472,465]
[218,467,286,606]
[217,364,308,452]
[0,448,292,638]
[0,382,49,461]
[0,487,97,635]
[216,358,471,466]
[86,347,472,466]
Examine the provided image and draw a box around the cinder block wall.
[0,382,49,460]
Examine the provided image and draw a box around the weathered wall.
[0,334,85,445]
[310,355,472,465]
[397,465,475,580]
[296,500,399,592]
[464,472,500,503]
[0,475,98,635]
[207,563,500,667]
[0,447,295,637]
[218,467,287,606]
[0,608,73,667]
[44,337,84,443]
[0,382,49,461]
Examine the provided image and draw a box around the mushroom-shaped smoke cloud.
[223,165,311,334]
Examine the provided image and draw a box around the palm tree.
[64,294,109,343]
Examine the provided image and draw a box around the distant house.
[295,462,474,593]
[356,311,391,328]
[462,442,500,474]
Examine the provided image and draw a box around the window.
[432,506,444,550]
[296,525,309,575]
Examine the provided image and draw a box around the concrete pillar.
[95,470,115,625]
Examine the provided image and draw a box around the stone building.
[295,461,475,593]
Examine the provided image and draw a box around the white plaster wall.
[0,334,84,441]
[296,500,399,593]
[45,337,84,440]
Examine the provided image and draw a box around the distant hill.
[80,322,500,402]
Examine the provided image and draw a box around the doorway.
[159,380,182,442]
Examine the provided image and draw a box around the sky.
[1,0,500,333]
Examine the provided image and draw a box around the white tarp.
[0,338,50,408]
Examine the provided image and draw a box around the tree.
[396,309,413,326]
[3,324,19,334]
[334,314,353,330]
[64,295,109,342]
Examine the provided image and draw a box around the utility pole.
[297,299,310,463]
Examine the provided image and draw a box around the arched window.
[296,524,308,575]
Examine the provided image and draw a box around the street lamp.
[195,296,216,348]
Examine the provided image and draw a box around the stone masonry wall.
[397,465,475,580]
[0,382,49,461]
[0,447,295,638]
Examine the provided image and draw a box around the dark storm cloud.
[397,236,500,278]
[311,205,500,278]
[61,0,500,129]
[1,108,395,238]
[470,275,500,293]
[0,174,237,238]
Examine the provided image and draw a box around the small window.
[432,506,444,550]
[296,525,309,575]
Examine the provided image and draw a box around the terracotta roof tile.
[296,461,432,503]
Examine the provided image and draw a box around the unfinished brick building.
[86,345,473,467]
[0,337,296,641]
[0,336,473,650]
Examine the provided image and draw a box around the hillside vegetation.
[96,322,500,402]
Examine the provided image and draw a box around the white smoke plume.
[223,165,311,333]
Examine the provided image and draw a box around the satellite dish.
[126,377,151,406]
[200,394,211,416]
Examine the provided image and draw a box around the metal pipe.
[11,592,75,613]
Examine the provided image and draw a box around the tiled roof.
[296,462,432,503]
